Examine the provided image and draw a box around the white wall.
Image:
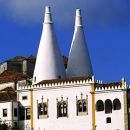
[0,82,15,90]
[0,62,7,74]
[18,84,93,130]
[95,90,125,130]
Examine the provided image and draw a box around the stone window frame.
[76,93,88,116]
[37,96,49,119]
[57,97,68,118]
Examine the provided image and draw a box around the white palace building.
[1,6,130,130]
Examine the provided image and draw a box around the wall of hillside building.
[0,82,15,90]
[18,84,93,130]
[0,101,18,127]
[95,90,125,130]
[0,60,35,77]
[0,62,7,74]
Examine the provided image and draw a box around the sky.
[0,0,130,83]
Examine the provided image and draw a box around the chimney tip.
[76,9,81,16]
[45,6,51,13]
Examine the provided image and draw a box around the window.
[38,102,48,119]
[26,108,30,120]
[14,122,17,128]
[96,100,104,111]
[57,101,68,118]
[106,117,111,123]
[113,99,121,110]
[105,99,112,114]
[34,77,36,82]
[77,99,88,116]
[3,109,7,117]
[19,107,25,120]
[22,96,27,100]
[14,108,17,117]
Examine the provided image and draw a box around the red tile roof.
[0,87,16,102]
[0,71,29,84]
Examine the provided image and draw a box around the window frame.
[57,98,68,118]
[76,95,88,116]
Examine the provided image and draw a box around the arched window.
[77,98,88,116]
[113,99,121,110]
[83,101,87,112]
[57,101,68,118]
[78,101,83,112]
[105,99,112,114]
[38,102,48,119]
[96,100,104,111]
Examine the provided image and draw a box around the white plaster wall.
[0,102,12,121]
[18,84,93,130]
[0,62,7,74]
[95,91,125,130]
[0,101,18,125]
[0,82,15,90]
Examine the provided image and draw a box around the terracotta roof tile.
[0,71,29,84]
[0,87,16,102]
[37,76,92,85]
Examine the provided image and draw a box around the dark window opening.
[19,107,25,120]
[105,99,112,114]
[3,109,7,117]
[14,108,17,117]
[96,100,104,111]
[14,122,17,128]
[22,96,27,100]
[34,77,36,82]
[106,117,111,123]
[113,99,121,110]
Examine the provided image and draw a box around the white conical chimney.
[33,6,66,84]
[66,9,93,78]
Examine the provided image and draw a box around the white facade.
[95,90,126,130]
[0,6,129,130]
[16,77,129,130]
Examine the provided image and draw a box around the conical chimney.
[33,6,66,84]
[67,9,93,78]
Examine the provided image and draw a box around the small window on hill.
[14,108,17,117]
[3,109,7,117]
